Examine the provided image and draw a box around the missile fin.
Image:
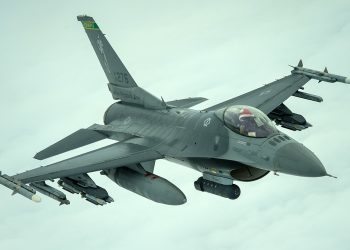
[297,59,303,67]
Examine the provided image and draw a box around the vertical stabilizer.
[77,15,137,87]
[77,15,165,109]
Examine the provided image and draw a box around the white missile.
[0,172,41,203]
[291,60,349,84]
[30,181,70,205]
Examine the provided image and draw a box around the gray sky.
[1,1,350,250]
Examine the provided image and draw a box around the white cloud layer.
[0,1,350,250]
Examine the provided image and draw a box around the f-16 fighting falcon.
[0,15,348,206]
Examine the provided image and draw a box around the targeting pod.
[194,177,240,200]
[0,171,41,203]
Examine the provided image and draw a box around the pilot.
[239,108,258,137]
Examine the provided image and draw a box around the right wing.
[205,60,349,114]
[204,61,349,131]
[204,74,311,114]
[14,138,162,184]
[77,15,165,110]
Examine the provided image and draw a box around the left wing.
[0,138,162,205]
[0,137,161,205]
[205,60,349,114]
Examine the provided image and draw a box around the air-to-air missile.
[0,172,41,203]
[81,193,107,206]
[57,179,80,194]
[30,181,70,205]
[105,167,187,205]
[291,59,350,84]
[57,178,114,206]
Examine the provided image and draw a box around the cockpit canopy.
[223,105,277,138]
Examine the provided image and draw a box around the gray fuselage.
[104,102,327,182]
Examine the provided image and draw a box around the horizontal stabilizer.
[167,97,208,108]
[34,129,107,160]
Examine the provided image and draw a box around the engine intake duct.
[194,177,240,200]
[268,103,311,131]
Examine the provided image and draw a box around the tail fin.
[77,15,165,109]
[77,15,136,87]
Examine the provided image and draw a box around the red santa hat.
[239,107,254,119]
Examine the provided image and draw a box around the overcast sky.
[1,1,350,250]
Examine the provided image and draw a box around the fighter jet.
[0,15,348,206]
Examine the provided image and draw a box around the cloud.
[1,1,350,250]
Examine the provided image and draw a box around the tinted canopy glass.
[223,105,277,138]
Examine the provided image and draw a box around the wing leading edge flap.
[16,138,162,184]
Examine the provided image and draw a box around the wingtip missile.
[291,60,349,84]
[0,172,41,203]
[289,59,303,70]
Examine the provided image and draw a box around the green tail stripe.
[82,21,99,30]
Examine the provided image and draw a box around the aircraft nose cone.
[274,143,326,177]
